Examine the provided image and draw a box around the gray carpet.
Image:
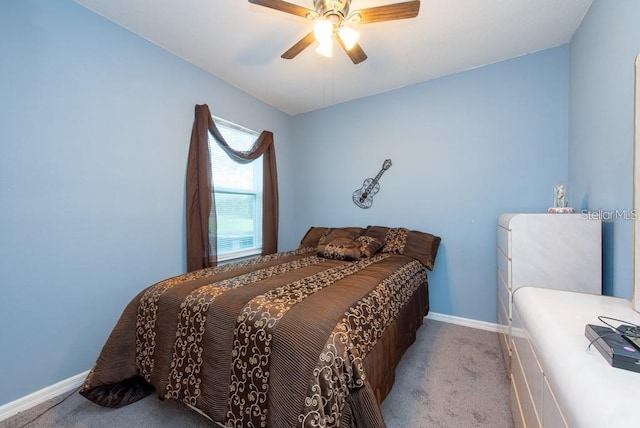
[3,319,514,428]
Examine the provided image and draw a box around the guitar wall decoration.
[352,159,392,209]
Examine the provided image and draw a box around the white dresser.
[497,213,602,427]
[496,214,602,373]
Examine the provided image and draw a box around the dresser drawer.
[497,283,509,333]
[512,343,541,428]
[497,248,511,290]
[497,292,511,374]
[512,309,543,415]
[510,378,526,428]
[497,224,511,257]
[542,375,568,428]
[498,268,510,319]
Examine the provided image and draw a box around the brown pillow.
[317,237,362,261]
[362,226,441,270]
[318,228,362,245]
[356,235,384,258]
[299,227,331,248]
[360,226,389,245]
[300,226,364,248]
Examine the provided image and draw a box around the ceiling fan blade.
[281,32,316,59]
[336,37,367,64]
[248,0,313,18]
[354,1,420,24]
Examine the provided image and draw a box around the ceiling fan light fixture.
[250,0,420,64]
[315,39,333,57]
[313,19,333,45]
[338,25,359,50]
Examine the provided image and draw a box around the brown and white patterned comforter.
[80,246,430,427]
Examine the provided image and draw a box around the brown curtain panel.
[186,104,279,272]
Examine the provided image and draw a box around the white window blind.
[209,118,263,260]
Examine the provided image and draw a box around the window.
[209,118,263,261]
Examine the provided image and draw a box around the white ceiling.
[73,0,592,115]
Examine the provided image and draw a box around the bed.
[80,225,441,427]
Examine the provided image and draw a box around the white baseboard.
[0,370,89,422]
[426,311,499,333]
[0,313,497,422]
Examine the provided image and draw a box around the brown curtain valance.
[186,104,279,272]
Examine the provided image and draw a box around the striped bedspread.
[80,247,428,427]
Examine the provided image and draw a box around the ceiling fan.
[248,0,420,64]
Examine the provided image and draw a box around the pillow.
[318,228,362,245]
[299,226,364,248]
[362,226,441,270]
[356,235,384,258]
[317,237,362,261]
[299,227,331,248]
[360,226,389,246]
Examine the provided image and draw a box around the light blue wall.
[569,0,640,298]
[292,46,570,323]
[0,0,295,405]
[7,0,622,410]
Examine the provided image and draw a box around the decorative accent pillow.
[317,237,362,261]
[362,226,441,270]
[356,235,384,258]
[300,226,363,248]
[383,227,410,254]
[317,228,362,246]
[299,227,331,248]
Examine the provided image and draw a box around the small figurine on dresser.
[548,182,576,213]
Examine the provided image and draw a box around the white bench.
[511,287,640,427]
